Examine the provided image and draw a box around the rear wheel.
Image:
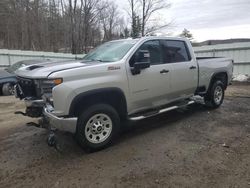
[2,83,14,96]
[204,80,225,109]
[76,104,120,152]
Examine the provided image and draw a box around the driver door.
[127,40,172,114]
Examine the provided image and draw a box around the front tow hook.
[47,128,57,147]
[15,111,27,116]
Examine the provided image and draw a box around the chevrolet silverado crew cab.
[15,36,233,151]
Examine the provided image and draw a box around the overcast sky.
[117,0,250,42]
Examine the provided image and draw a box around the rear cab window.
[161,40,191,63]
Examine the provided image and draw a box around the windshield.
[83,40,138,62]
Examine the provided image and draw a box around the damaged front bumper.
[14,82,77,133]
[43,104,77,133]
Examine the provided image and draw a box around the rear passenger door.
[161,40,198,100]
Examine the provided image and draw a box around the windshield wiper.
[91,59,103,62]
[91,59,112,62]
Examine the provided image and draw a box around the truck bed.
[196,57,233,90]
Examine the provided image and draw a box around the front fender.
[68,87,127,117]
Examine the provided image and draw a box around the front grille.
[17,77,54,99]
[17,77,37,97]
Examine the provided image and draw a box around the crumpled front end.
[14,76,55,117]
[14,77,77,133]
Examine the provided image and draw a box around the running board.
[129,101,195,121]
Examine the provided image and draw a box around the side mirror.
[131,50,150,75]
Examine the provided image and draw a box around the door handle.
[160,69,169,74]
[189,66,197,69]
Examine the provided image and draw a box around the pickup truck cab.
[15,36,233,151]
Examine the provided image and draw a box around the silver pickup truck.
[15,36,233,151]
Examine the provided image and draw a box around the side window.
[130,40,163,66]
[162,40,191,63]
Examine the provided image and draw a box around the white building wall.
[0,49,84,67]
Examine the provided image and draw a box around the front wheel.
[76,104,120,152]
[204,80,225,109]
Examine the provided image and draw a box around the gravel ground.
[0,84,250,188]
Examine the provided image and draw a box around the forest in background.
[0,0,171,54]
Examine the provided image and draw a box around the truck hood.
[15,60,100,78]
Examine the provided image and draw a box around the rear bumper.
[43,104,77,133]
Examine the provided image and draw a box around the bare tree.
[140,0,171,36]
[127,0,140,37]
[0,0,128,53]
[99,1,120,41]
[82,0,102,52]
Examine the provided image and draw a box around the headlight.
[36,78,63,96]
[42,78,63,86]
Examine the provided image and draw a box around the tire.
[204,80,225,109]
[76,104,120,152]
[2,83,14,96]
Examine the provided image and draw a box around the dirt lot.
[0,84,250,188]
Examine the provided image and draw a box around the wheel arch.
[69,87,128,120]
[208,72,228,91]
